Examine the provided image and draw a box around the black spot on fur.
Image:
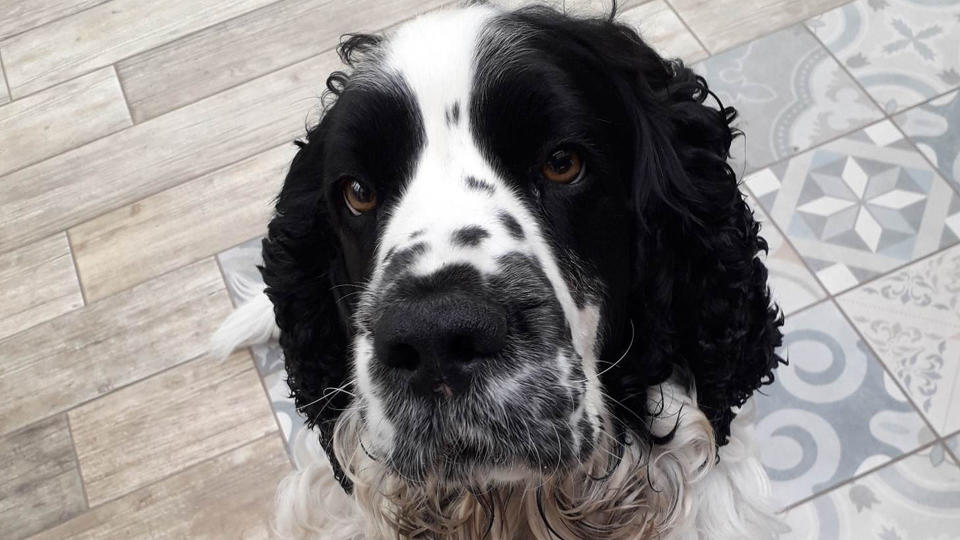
[445,101,461,127]
[465,175,495,194]
[451,226,490,247]
[409,229,425,239]
[497,211,524,240]
[382,242,428,281]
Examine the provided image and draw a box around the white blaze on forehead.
[355,6,607,449]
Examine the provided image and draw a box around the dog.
[212,3,786,538]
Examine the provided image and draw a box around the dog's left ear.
[567,15,786,445]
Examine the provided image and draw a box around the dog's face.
[263,5,783,491]
[322,8,635,481]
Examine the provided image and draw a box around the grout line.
[112,64,135,125]
[64,230,89,306]
[780,438,943,512]
[214,249,294,464]
[0,48,11,101]
[0,0,112,43]
[88,431,281,512]
[663,0,711,55]
[830,296,943,436]
[64,413,92,512]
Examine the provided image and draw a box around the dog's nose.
[373,293,507,395]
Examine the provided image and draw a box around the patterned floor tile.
[754,301,933,509]
[746,192,828,316]
[780,443,960,539]
[894,89,960,188]
[746,119,960,294]
[807,0,960,114]
[695,25,882,172]
[217,237,283,376]
[264,369,306,456]
[837,244,960,438]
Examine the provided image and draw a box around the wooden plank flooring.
[0,0,870,536]
[69,350,277,505]
[0,415,86,540]
[0,233,83,341]
[0,66,130,176]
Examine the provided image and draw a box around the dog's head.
[263,5,783,491]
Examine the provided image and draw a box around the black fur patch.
[451,225,490,247]
[465,175,495,194]
[497,211,524,240]
[445,101,461,127]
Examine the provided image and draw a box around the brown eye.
[342,178,377,215]
[541,148,584,184]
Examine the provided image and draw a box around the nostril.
[386,343,420,371]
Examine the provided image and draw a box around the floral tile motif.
[894,89,960,187]
[837,244,960,437]
[217,237,284,376]
[746,120,960,294]
[807,0,960,114]
[695,25,881,171]
[745,192,828,315]
[780,443,960,539]
[754,301,932,509]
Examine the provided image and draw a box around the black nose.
[373,293,507,395]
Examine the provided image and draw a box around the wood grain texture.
[0,66,130,177]
[0,0,109,41]
[620,0,707,62]
[562,0,649,16]
[668,0,849,53]
[0,415,86,540]
[0,259,232,437]
[70,350,277,505]
[71,144,293,302]
[0,233,83,341]
[31,435,290,540]
[0,0,278,98]
[0,50,340,253]
[118,0,446,122]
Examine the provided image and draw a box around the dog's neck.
[270,381,786,539]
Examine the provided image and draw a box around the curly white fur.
[271,382,783,539]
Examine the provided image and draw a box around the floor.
[0,0,958,538]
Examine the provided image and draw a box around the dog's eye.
[541,148,584,184]
[342,178,378,215]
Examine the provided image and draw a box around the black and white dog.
[213,3,786,538]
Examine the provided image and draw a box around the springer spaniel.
[213,3,786,538]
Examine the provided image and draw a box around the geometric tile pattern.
[807,0,960,113]
[746,192,829,315]
[694,25,882,171]
[779,442,960,539]
[753,301,933,509]
[895,89,960,188]
[747,120,960,294]
[839,244,960,438]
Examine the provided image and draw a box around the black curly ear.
[536,16,786,446]
[612,32,784,445]
[261,115,354,492]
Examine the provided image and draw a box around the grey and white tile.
[218,237,284,376]
[264,368,306,455]
[695,25,882,172]
[754,301,932,509]
[837,244,960,438]
[807,0,960,114]
[780,443,960,539]
[894,88,960,188]
[746,120,960,294]
[746,193,828,316]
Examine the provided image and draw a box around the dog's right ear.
[261,118,355,492]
